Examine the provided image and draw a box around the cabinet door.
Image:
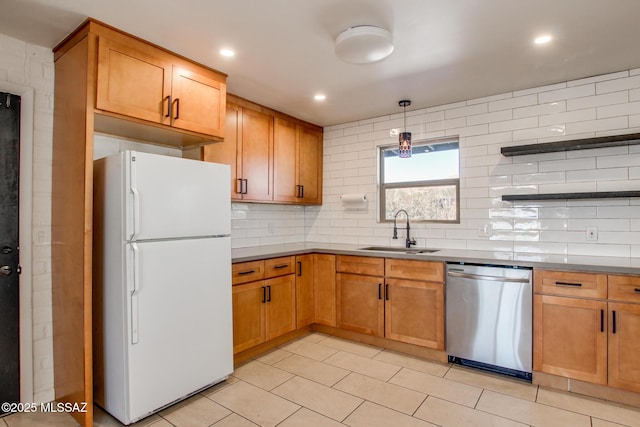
[533,294,607,384]
[297,125,322,204]
[608,302,640,392]
[170,63,226,138]
[265,275,296,340]
[336,273,384,336]
[296,255,315,328]
[314,254,336,327]
[232,281,266,354]
[273,117,298,203]
[241,108,273,201]
[385,278,444,350]
[203,102,242,200]
[96,36,172,124]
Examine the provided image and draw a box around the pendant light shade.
[398,100,411,158]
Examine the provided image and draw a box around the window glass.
[380,140,460,223]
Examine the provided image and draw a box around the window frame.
[378,137,461,224]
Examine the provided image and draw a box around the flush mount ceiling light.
[398,100,411,158]
[335,25,394,64]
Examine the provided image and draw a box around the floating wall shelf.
[502,191,640,202]
[501,133,640,201]
[500,132,640,156]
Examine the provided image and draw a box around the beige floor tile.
[299,332,329,343]
[389,367,482,408]
[209,381,299,427]
[254,348,292,365]
[445,366,538,401]
[414,396,528,427]
[231,360,294,391]
[273,353,350,386]
[592,419,630,427]
[3,411,79,427]
[334,372,426,415]
[536,388,640,427]
[373,350,450,377]
[316,336,383,358]
[279,339,338,361]
[1,419,7,427]
[278,408,345,427]
[160,395,231,427]
[476,389,591,427]
[93,405,165,427]
[324,351,401,381]
[272,376,363,422]
[201,377,240,398]
[343,401,437,427]
[211,413,258,426]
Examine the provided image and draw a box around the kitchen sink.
[358,246,439,254]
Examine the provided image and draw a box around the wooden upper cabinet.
[203,102,242,199]
[96,36,172,124]
[95,28,226,140]
[273,118,323,204]
[240,107,273,201]
[170,64,226,137]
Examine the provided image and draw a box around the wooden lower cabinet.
[336,256,445,350]
[314,254,336,327]
[534,271,640,394]
[295,255,314,328]
[608,301,640,392]
[336,273,384,336]
[232,281,266,354]
[385,278,444,350]
[231,273,296,354]
[533,294,608,384]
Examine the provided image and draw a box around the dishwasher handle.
[447,270,531,283]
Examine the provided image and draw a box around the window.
[379,138,460,223]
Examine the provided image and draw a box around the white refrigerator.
[93,150,233,425]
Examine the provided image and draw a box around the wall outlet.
[586,227,598,241]
[478,224,492,237]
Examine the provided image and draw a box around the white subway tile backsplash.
[567,71,629,87]
[566,116,628,135]
[596,74,640,94]
[538,84,595,104]
[513,101,566,119]
[514,82,566,97]
[539,108,596,126]
[489,116,538,133]
[567,91,628,111]
[597,101,640,119]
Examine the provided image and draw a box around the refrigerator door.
[124,236,232,423]
[124,151,231,241]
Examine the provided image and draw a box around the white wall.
[0,33,55,403]
[308,69,640,259]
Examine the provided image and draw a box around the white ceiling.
[2,0,640,127]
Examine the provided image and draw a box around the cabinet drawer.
[609,275,640,303]
[265,256,296,278]
[534,270,607,299]
[232,260,265,285]
[385,259,444,282]
[336,255,384,276]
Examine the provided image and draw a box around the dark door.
[0,91,21,413]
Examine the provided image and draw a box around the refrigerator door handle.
[131,242,140,344]
[129,153,140,240]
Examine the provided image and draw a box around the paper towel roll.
[340,193,367,203]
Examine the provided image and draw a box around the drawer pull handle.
[385,284,389,301]
[600,309,604,333]
[555,281,582,287]
[274,264,289,269]
[238,270,256,275]
[262,286,266,303]
[297,261,302,276]
[378,283,382,300]
[635,288,640,293]
[266,285,272,302]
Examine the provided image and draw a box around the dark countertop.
[232,242,640,275]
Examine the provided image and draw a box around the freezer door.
[124,237,232,423]
[124,151,231,241]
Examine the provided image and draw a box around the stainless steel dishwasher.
[446,262,533,380]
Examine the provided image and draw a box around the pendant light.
[398,100,412,158]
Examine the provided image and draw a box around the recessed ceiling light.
[534,35,552,45]
[220,48,235,57]
[314,94,326,101]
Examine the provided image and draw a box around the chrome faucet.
[393,209,417,248]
